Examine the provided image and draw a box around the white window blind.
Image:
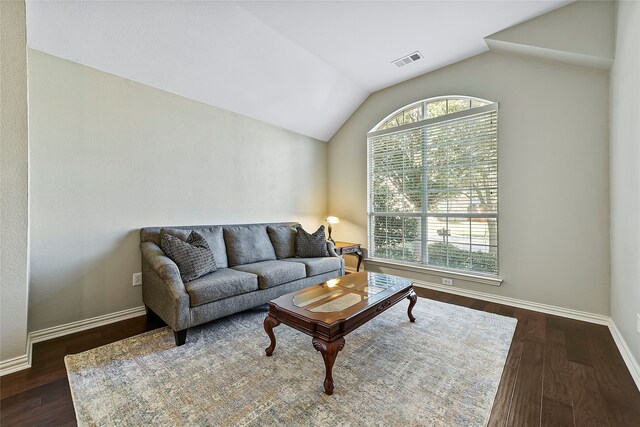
[367,101,498,275]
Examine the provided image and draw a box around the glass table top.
[292,272,410,313]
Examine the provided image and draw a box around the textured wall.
[610,0,640,360]
[0,0,30,362]
[27,50,328,331]
[328,50,610,315]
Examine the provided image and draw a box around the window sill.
[364,258,503,287]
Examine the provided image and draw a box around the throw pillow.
[161,231,217,282]
[267,225,297,259]
[223,225,277,267]
[196,226,229,269]
[295,225,329,258]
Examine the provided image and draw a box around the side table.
[332,241,363,272]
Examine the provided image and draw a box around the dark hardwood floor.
[2,289,639,426]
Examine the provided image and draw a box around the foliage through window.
[367,96,498,275]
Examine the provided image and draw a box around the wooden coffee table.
[263,271,416,395]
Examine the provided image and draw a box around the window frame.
[371,95,492,133]
[367,96,499,278]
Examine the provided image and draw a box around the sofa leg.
[174,329,188,346]
[256,303,270,312]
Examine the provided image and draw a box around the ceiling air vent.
[392,51,422,68]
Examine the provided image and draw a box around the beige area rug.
[65,298,517,426]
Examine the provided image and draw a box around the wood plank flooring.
[2,289,639,426]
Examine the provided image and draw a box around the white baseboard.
[0,353,30,376]
[413,280,610,325]
[28,306,146,344]
[607,320,640,390]
[413,280,639,390]
[0,305,146,376]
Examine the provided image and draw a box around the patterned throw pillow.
[295,225,329,258]
[161,231,217,282]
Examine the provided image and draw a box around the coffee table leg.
[312,337,345,395]
[407,290,417,323]
[264,314,281,356]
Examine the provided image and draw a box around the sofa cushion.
[197,226,229,269]
[267,225,297,259]
[232,260,306,289]
[161,231,217,282]
[185,268,258,307]
[160,227,190,241]
[223,225,277,266]
[282,257,342,277]
[295,225,329,258]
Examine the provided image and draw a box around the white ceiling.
[26,0,571,141]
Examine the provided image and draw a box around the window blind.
[367,103,498,275]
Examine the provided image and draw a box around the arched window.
[367,96,498,275]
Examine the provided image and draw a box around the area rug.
[65,298,517,426]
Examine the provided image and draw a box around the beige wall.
[487,0,615,60]
[328,50,610,315]
[610,0,640,360]
[1,1,30,362]
[27,50,328,331]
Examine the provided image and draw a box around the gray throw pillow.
[197,226,229,269]
[161,231,217,282]
[267,225,297,259]
[223,225,277,266]
[295,225,329,258]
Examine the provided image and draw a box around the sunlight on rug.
[65,298,516,426]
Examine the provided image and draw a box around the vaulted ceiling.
[26,0,571,141]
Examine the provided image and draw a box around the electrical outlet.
[442,278,453,286]
[637,314,640,335]
[132,272,142,287]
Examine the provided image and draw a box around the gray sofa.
[140,222,345,345]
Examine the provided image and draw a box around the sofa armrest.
[141,241,182,283]
[140,241,190,330]
[326,241,346,275]
[326,240,339,257]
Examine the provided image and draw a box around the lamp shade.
[326,216,340,224]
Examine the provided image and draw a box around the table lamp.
[326,216,340,243]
